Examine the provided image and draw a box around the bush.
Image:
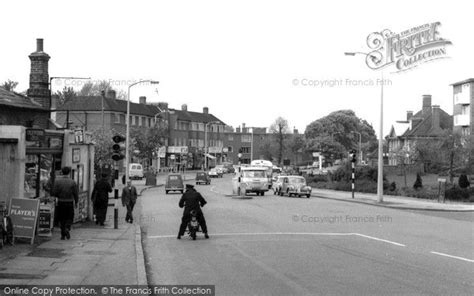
[445,186,473,201]
[389,182,397,192]
[458,174,470,189]
[413,173,423,190]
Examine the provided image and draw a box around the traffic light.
[112,135,126,161]
[350,149,357,163]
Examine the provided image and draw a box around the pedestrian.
[121,180,137,223]
[51,167,78,240]
[91,173,112,226]
[177,184,209,239]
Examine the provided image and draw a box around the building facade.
[452,78,473,141]
[387,94,453,166]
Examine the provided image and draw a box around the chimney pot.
[407,111,413,121]
[181,104,188,111]
[203,107,209,114]
[36,38,44,52]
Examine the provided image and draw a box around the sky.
[1,0,472,137]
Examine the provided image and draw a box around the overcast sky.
[1,0,472,136]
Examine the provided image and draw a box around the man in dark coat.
[177,184,209,239]
[91,173,112,226]
[121,180,137,223]
[52,167,78,240]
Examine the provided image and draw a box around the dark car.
[196,172,211,185]
[165,174,184,194]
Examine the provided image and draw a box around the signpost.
[9,198,40,244]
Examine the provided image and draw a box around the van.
[232,166,270,196]
[165,174,184,194]
[129,163,144,180]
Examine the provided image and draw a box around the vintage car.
[195,172,211,185]
[279,176,312,198]
[165,173,184,194]
[208,168,223,178]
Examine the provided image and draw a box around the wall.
[0,106,49,129]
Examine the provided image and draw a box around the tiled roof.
[57,96,160,116]
[169,108,226,125]
[0,87,48,111]
[403,109,452,137]
[57,96,226,124]
[388,121,410,137]
[451,78,474,86]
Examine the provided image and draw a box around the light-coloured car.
[209,168,223,178]
[129,163,144,180]
[279,176,312,198]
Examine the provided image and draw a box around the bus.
[250,159,273,189]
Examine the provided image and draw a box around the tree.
[90,129,115,172]
[458,174,470,189]
[413,173,423,190]
[129,125,168,163]
[288,134,305,165]
[392,144,419,188]
[269,117,291,165]
[304,110,377,160]
[1,79,19,92]
[55,86,76,107]
[78,80,113,97]
[257,137,276,162]
[305,136,346,165]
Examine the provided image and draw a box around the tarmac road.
[140,174,473,296]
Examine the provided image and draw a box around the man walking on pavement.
[52,167,78,240]
[121,180,137,223]
[91,173,112,226]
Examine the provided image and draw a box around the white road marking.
[352,233,406,247]
[148,232,405,247]
[430,251,474,263]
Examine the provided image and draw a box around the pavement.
[0,172,471,287]
[312,188,474,212]
[0,172,195,287]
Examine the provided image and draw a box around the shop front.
[0,126,94,240]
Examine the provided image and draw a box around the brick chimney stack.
[181,104,188,111]
[203,107,209,114]
[406,111,413,121]
[27,38,51,110]
[139,96,147,105]
[422,95,432,118]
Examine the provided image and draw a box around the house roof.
[57,96,226,124]
[169,108,226,125]
[57,96,160,116]
[388,121,410,138]
[451,78,474,86]
[0,87,48,111]
[403,108,452,137]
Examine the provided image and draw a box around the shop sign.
[74,129,84,143]
[26,129,45,147]
[9,198,40,244]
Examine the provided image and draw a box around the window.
[135,116,139,126]
[461,127,470,136]
[114,113,120,124]
[241,135,252,142]
[241,147,250,153]
[130,116,135,125]
[227,146,233,152]
[228,134,234,141]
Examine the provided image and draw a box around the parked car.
[215,164,227,174]
[129,163,144,180]
[272,176,286,195]
[279,176,312,198]
[195,172,211,185]
[209,168,223,178]
[165,174,184,194]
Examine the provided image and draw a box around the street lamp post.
[126,80,159,182]
[345,51,384,202]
